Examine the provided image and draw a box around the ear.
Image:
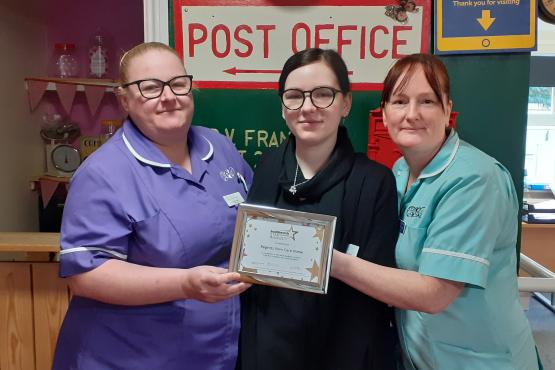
[116,87,130,113]
[342,92,352,118]
[382,107,389,128]
[282,108,286,120]
[445,99,453,128]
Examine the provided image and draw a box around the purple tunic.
[52,120,252,370]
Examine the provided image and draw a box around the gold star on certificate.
[306,260,319,281]
[287,226,298,240]
[313,227,324,242]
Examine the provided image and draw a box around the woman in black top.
[238,48,399,370]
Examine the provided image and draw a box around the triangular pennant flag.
[27,80,49,111]
[84,85,106,115]
[40,178,60,209]
[56,83,77,115]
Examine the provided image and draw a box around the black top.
[238,127,400,370]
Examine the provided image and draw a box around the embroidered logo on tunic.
[406,206,426,218]
[219,167,236,181]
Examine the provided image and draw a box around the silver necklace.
[289,163,310,195]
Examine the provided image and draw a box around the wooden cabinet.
[0,233,69,370]
[521,223,555,273]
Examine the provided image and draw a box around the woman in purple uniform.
[52,42,252,370]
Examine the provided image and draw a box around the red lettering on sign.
[315,24,334,49]
[256,25,276,59]
[188,23,207,57]
[292,22,311,53]
[393,26,411,59]
[370,25,388,59]
[212,24,231,58]
[359,26,366,59]
[234,25,253,58]
[337,25,357,56]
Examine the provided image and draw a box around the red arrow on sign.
[224,67,282,75]
[224,67,354,76]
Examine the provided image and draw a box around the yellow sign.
[80,136,101,162]
[435,0,536,54]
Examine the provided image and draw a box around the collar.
[121,119,214,169]
[395,129,459,181]
[278,125,355,200]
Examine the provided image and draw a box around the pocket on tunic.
[431,341,514,370]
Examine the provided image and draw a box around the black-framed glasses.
[121,75,193,99]
[280,86,342,110]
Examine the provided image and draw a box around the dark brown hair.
[278,48,351,95]
[380,53,450,112]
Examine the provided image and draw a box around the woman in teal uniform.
[330,53,539,370]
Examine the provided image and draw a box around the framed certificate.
[229,203,336,294]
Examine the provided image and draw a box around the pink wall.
[37,0,144,138]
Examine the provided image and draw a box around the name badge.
[346,244,360,257]
[223,192,245,207]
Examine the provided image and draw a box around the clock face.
[540,0,555,23]
[51,144,81,173]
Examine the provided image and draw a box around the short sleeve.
[419,170,506,288]
[59,164,132,277]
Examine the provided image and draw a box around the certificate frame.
[229,203,336,294]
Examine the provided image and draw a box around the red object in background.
[367,109,458,169]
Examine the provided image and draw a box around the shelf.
[25,76,118,92]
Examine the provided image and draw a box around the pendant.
[289,185,297,194]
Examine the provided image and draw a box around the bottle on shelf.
[88,32,109,78]
[99,119,122,144]
[51,43,79,78]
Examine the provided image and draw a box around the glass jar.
[52,43,79,78]
[89,34,109,78]
[100,119,122,144]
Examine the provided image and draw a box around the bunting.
[26,80,49,111]
[84,85,106,115]
[55,83,78,114]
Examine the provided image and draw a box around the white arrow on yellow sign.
[477,10,496,31]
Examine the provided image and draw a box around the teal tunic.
[394,130,538,370]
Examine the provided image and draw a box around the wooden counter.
[521,223,555,274]
[0,232,68,370]
[0,232,59,252]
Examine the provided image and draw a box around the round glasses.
[121,75,193,99]
[280,86,342,110]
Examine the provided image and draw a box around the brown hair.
[118,42,182,85]
[380,53,450,112]
[278,48,351,95]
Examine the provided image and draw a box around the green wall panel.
[191,89,382,166]
[442,53,530,202]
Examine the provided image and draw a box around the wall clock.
[539,0,555,24]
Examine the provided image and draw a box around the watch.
[51,144,81,173]
[539,0,555,24]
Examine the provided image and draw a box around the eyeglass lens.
[282,87,337,110]
[139,76,192,99]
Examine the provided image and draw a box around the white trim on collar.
[200,135,214,161]
[419,132,460,179]
[122,133,171,168]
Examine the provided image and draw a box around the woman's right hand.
[182,266,251,303]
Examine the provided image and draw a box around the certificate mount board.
[230,203,336,294]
